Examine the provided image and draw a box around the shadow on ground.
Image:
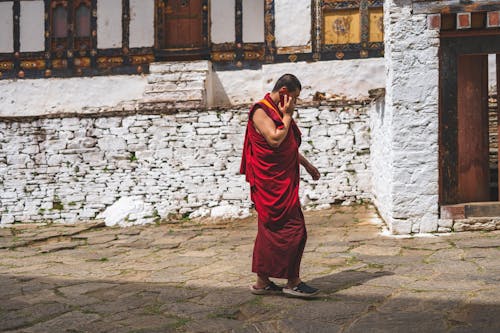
[2,269,499,333]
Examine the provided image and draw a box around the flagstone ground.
[1,205,500,332]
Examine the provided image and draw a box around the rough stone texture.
[369,95,393,230]
[0,102,371,225]
[1,206,500,332]
[380,0,440,234]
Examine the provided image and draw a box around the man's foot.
[250,281,283,295]
[283,282,319,298]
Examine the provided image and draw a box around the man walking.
[240,74,321,298]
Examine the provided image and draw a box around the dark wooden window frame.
[213,0,384,70]
[0,0,154,80]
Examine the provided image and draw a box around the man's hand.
[306,164,321,180]
[279,94,295,116]
[299,153,321,180]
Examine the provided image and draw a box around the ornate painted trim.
[122,0,130,65]
[264,0,276,63]
[13,0,20,76]
[235,0,243,64]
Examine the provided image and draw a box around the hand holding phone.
[279,93,295,115]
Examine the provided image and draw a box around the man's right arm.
[252,108,292,148]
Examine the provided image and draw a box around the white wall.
[242,0,264,43]
[0,76,147,117]
[0,2,13,53]
[382,0,440,234]
[275,0,311,49]
[0,58,385,115]
[369,95,393,228]
[97,0,122,48]
[211,0,235,43]
[213,58,385,106]
[20,0,44,52]
[0,103,371,225]
[130,0,154,48]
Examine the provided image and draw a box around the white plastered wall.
[20,0,44,52]
[242,0,264,43]
[97,0,122,48]
[378,0,440,234]
[369,96,393,227]
[211,0,235,43]
[0,76,147,117]
[0,2,13,53]
[274,0,311,52]
[129,0,154,48]
[213,58,385,106]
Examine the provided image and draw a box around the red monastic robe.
[240,93,306,279]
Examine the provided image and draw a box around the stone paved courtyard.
[1,205,500,332]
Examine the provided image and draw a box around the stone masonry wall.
[382,0,440,234]
[0,102,371,225]
[369,94,393,227]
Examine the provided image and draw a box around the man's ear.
[279,87,287,94]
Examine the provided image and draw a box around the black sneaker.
[283,282,320,298]
[250,281,283,295]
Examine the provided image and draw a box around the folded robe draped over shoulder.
[240,93,306,279]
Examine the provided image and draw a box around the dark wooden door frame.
[439,34,500,206]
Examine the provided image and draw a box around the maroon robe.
[240,93,306,279]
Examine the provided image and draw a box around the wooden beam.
[413,0,500,14]
[497,54,500,199]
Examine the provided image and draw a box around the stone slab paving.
[1,205,500,332]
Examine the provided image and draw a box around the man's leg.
[255,273,271,288]
[286,277,301,288]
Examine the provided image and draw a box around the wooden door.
[457,54,489,202]
[157,0,204,50]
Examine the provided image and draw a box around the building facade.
[0,0,385,228]
[372,0,500,233]
[2,0,499,234]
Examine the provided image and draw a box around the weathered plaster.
[0,76,147,117]
[274,0,311,48]
[380,0,440,234]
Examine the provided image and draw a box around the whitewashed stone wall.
[369,94,393,227]
[382,0,440,234]
[0,103,371,225]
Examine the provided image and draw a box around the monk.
[240,74,321,298]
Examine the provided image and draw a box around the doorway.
[155,0,209,59]
[440,34,500,206]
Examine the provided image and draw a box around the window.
[50,0,92,58]
[320,0,384,59]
